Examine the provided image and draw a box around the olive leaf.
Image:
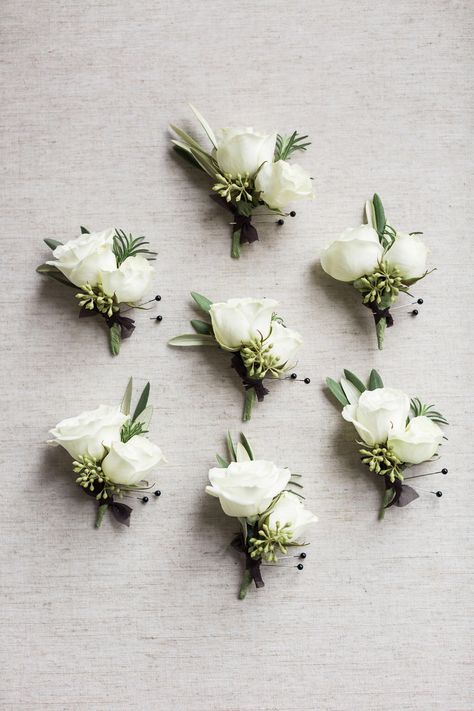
[191,291,213,313]
[326,377,350,406]
[368,369,383,390]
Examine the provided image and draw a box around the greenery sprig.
[274,131,311,161]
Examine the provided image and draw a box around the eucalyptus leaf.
[190,319,212,335]
[168,334,217,347]
[226,432,237,462]
[132,382,150,422]
[109,323,121,356]
[191,291,213,313]
[326,377,350,407]
[44,238,63,251]
[343,369,366,393]
[120,377,133,415]
[368,369,384,390]
[239,433,254,461]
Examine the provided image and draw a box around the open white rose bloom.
[320,194,433,349]
[206,433,317,600]
[169,292,306,422]
[170,105,313,258]
[47,379,166,529]
[37,226,157,355]
[327,368,448,519]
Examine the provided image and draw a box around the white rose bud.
[206,459,291,520]
[255,160,313,210]
[209,297,278,351]
[266,492,318,542]
[388,416,443,464]
[215,127,276,177]
[385,232,428,280]
[265,321,303,372]
[47,405,127,461]
[320,225,383,282]
[342,387,411,446]
[101,436,166,486]
[101,255,155,304]
[47,229,117,287]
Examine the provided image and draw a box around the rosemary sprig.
[274,131,311,161]
[113,229,157,266]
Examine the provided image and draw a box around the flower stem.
[95,503,108,528]
[238,569,253,600]
[231,228,241,259]
[376,317,386,350]
[242,388,256,421]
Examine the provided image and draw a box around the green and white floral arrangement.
[206,433,317,599]
[171,105,314,258]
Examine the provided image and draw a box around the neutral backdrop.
[1,1,473,709]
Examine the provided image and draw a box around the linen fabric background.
[1,1,473,709]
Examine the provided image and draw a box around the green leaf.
[274,131,311,161]
[326,377,350,406]
[239,433,254,461]
[134,404,153,429]
[190,319,212,335]
[132,382,150,422]
[235,442,251,462]
[373,193,386,237]
[365,199,376,229]
[368,370,384,390]
[169,124,204,151]
[172,144,205,172]
[168,334,217,347]
[189,104,218,148]
[216,454,229,468]
[44,238,63,250]
[109,323,121,356]
[120,377,133,415]
[112,229,157,266]
[80,226,90,234]
[36,263,75,288]
[191,291,213,313]
[226,432,236,462]
[343,369,366,393]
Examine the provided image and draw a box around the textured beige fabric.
[1,1,473,709]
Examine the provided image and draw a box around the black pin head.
[154,489,162,497]
[155,295,162,301]
[299,552,307,559]
[277,219,284,226]
[417,298,423,305]
[156,315,163,322]
[290,211,296,217]
[304,377,311,384]
[290,373,297,380]
[297,563,304,571]
[435,491,443,497]
[442,468,448,475]
[412,309,419,316]
[142,496,149,503]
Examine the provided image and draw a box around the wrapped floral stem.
[320,194,434,349]
[207,433,317,599]
[326,368,449,518]
[169,293,305,421]
[171,105,314,258]
[47,379,166,528]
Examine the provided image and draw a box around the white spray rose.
[385,232,428,280]
[102,436,166,486]
[265,321,303,372]
[48,405,127,461]
[266,492,318,542]
[215,127,276,177]
[342,387,411,446]
[101,256,154,304]
[47,229,117,287]
[255,160,313,210]
[206,459,291,520]
[320,226,383,282]
[388,416,443,464]
[209,297,278,351]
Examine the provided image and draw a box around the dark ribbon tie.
[210,194,259,244]
[231,353,269,402]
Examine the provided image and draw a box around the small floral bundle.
[321,194,433,349]
[170,105,314,258]
[37,227,157,355]
[48,379,166,528]
[169,293,306,421]
[326,369,448,519]
[207,433,317,599]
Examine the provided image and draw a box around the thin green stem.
[238,568,253,600]
[242,388,256,422]
[95,503,108,529]
[376,318,386,350]
[231,228,241,259]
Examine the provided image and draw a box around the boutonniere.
[321,194,433,349]
[207,433,317,599]
[170,106,314,258]
[47,379,166,528]
[37,227,160,355]
[169,292,309,420]
[326,369,449,519]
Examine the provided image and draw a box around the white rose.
[388,416,443,464]
[209,297,278,351]
[101,436,166,486]
[320,225,383,282]
[342,387,410,446]
[385,232,428,279]
[266,492,317,542]
[255,160,313,210]
[47,229,117,287]
[215,127,276,177]
[101,256,154,304]
[206,459,291,520]
[47,405,127,461]
[265,321,302,372]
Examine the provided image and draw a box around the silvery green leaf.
[120,377,133,415]
[343,369,366,393]
[44,238,63,250]
[236,442,251,462]
[216,454,228,468]
[173,145,205,172]
[132,382,150,422]
[340,377,361,405]
[365,199,376,229]
[135,404,153,429]
[36,263,75,288]
[190,319,212,335]
[169,125,203,151]
[189,104,218,148]
[373,193,386,236]
[368,369,384,390]
[226,432,237,462]
[239,433,254,461]
[326,377,350,407]
[191,291,213,313]
[168,334,217,347]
